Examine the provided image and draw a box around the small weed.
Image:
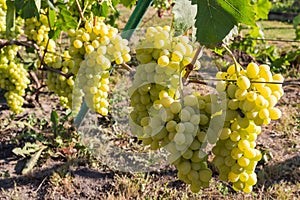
[1,182,20,200]
[0,170,10,177]
[9,109,95,175]
[217,182,229,196]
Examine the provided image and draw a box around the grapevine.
[0,0,289,196]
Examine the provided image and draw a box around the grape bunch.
[128,62,181,139]
[0,45,30,114]
[0,0,29,114]
[46,51,76,108]
[163,93,220,193]
[25,14,56,57]
[130,25,200,131]
[212,62,284,193]
[136,26,200,69]
[130,86,225,192]
[25,14,57,67]
[62,18,131,115]
[0,0,24,39]
[129,26,224,191]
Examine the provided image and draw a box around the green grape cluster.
[212,62,284,193]
[130,86,224,192]
[216,62,284,126]
[64,19,131,115]
[163,93,216,193]
[0,45,30,113]
[130,25,201,139]
[46,51,76,108]
[0,0,24,39]
[25,14,56,64]
[128,62,180,137]
[136,25,200,69]
[212,121,262,193]
[130,26,225,192]
[0,1,29,114]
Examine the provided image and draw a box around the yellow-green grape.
[0,3,27,114]
[25,14,56,65]
[136,25,198,70]
[169,94,213,192]
[0,1,6,36]
[237,76,250,90]
[212,121,261,193]
[246,62,259,79]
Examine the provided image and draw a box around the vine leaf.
[172,0,197,36]
[293,14,300,40]
[192,0,255,47]
[15,0,40,19]
[49,3,77,39]
[253,0,272,20]
[12,143,41,158]
[48,8,56,29]
[92,1,110,17]
[6,0,15,37]
[120,0,137,8]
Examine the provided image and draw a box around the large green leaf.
[192,0,255,46]
[172,0,197,36]
[15,0,40,19]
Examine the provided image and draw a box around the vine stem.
[0,39,74,78]
[121,63,134,72]
[187,77,285,85]
[222,43,240,77]
[75,0,85,21]
[182,45,204,82]
[39,39,50,70]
